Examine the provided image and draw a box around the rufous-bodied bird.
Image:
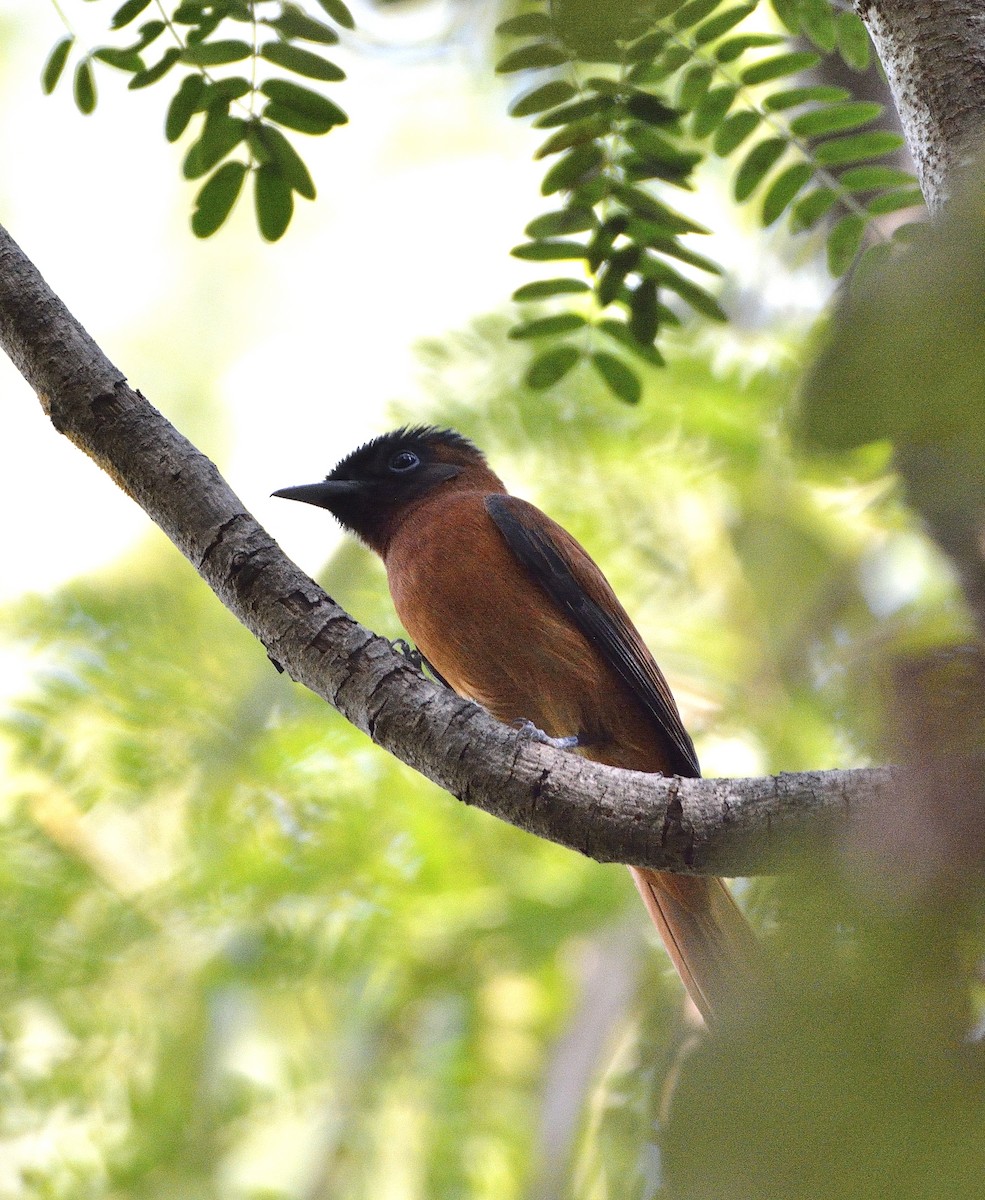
[275,426,758,1021]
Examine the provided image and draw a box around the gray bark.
[856,0,985,212]
[0,220,892,877]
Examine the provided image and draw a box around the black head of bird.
[272,425,504,552]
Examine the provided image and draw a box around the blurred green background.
[3,2,985,1198]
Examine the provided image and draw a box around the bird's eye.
[389,449,420,473]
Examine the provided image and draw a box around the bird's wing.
[485,494,700,778]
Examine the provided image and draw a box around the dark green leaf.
[525,344,581,390]
[763,84,851,111]
[592,352,642,403]
[181,40,252,66]
[496,42,567,73]
[128,46,181,87]
[111,0,152,30]
[624,89,679,126]
[599,316,670,362]
[840,165,916,191]
[623,152,697,186]
[836,9,871,70]
[540,143,604,195]
[624,29,670,64]
[41,36,74,95]
[612,185,710,234]
[513,278,590,301]
[93,47,144,71]
[770,0,799,33]
[673,0,725,31]
[628,279,659,343]
[314,0,355,29]
[263,101,339,135]
[713,110,760,155]
[535,117,609,159]
[813,130,905,166]
[597,246,641,307]
[509,80,576,117]
[165,73,206,141]
[260,80,348,128]
[525,209,595,238]
[260,41,344,81]
[183,114,247,178]
[798,0,836,51]
[508,313,587,339]
[571,174,611,207]
[73,59,96,114]
[826,212,866,274]
[646,237,722,274]
[264,6,339,44]
[657,43,691,75]
[679,64,713,110]
[191,160,247,237]
[741,51,821,85]
[249,122,316,198]
[496,12,552,37]
[714,33,783,62]
[693,3,755,45]
[733,137,787,202]
[254,163,294,241]
[851,239,894,284]
[692,85,736,137]
[865,188,924,215]
[644,258,726,319]
[511,240,587,262]
[533,95,613,129]
[196,77,252,109]
[789,101,882,139]
[126,20,166,52]
[623,124,700,173]
[173,2,206,23]
[761,161,813,225]
[790,186,837,231]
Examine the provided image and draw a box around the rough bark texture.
[0,221,895,877]
[856,0,985,211]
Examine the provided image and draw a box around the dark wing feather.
[485,494,700,778]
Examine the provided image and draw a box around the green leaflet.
[789,101,882,138]
[191,160,247,237]
[41,37,74,95]
[313,0,354,30]
[813,130,905,167]
[525,344,581,390]
[741,51,821,86]
[826,213,866,275]
[249,123,317,199]
[73,59,96,114]
[512,279,591,301]
[254,162,294,241]
[761,162,813,226]
[734,138,787,202]
[259,41,345,82]
[509,313,588,339]
[592,352,642,404]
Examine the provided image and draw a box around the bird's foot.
[391,637,425,670]
[513,719,579,750]
[391,639,452,689]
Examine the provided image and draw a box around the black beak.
[271,480,365,510]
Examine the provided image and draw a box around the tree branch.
[0,220,890,876]
[856,0,985,212]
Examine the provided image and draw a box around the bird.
[274,425,760,1022]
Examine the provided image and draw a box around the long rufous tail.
[629,867,761,1024]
